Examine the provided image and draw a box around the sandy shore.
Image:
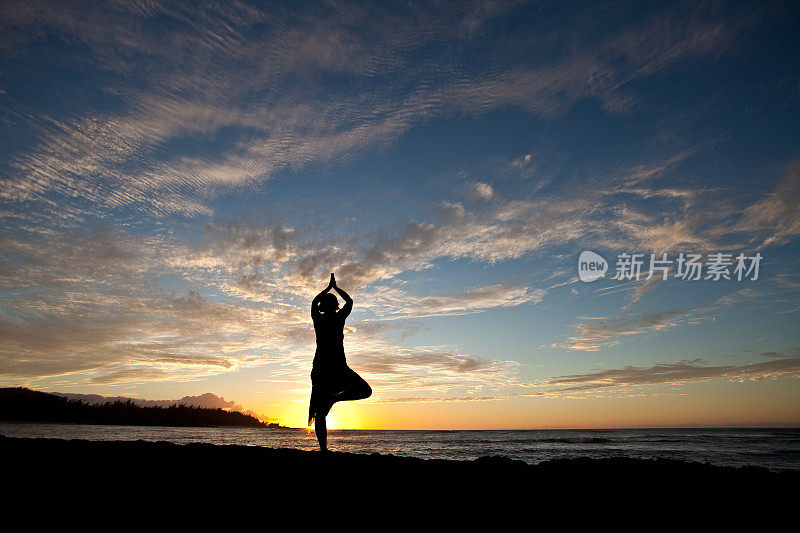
[3,434,795,512]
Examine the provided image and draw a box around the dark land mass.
[0,387,284,428]
[2,435,795,516]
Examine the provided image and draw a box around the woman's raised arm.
[330,273,353,318]
[311,278,333,319]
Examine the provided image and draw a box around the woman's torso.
[312,313,346,371]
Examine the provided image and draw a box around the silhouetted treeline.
[0,388,270,428]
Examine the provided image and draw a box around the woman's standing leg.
[315,415,327,452]
[309,372,328,452]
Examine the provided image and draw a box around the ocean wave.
[536,437,613,444]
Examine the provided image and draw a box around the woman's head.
[319,292,340,314]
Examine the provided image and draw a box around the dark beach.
[3,434,796,511]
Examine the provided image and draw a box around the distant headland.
[0,387,287,428]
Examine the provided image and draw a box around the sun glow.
[325,404,373,429]
[325,414,337,430]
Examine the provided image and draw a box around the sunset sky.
[1,0,799,429]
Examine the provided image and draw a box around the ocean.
[2,423,798,471]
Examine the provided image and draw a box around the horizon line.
[299,425,800,431]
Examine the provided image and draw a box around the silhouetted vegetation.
[0,387,272,428]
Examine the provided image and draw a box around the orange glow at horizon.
[259,378,800,430]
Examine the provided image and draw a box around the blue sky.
[1,0,799,428]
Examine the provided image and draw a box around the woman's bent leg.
[336,368,372,402]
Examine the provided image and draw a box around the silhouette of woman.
[308,273,371,451]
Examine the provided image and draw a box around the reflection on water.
[2,423,798,471]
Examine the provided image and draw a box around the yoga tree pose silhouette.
[308,273,371,451]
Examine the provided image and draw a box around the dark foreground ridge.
[0,387,275,427]
[2,435,796,510]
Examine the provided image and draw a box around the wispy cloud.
[537,353,800,393]
[470,182,494,201]
[553,289,758,351]
[406,284,545,317]
[736,159,800,249]
[552,310,688,351]
[348,342,519,395]
[375,396,501,403]
[1,0,752,223]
